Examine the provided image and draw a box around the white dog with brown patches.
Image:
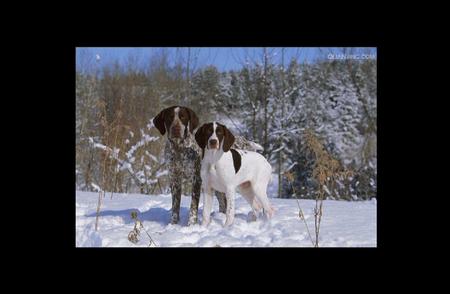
[195,122,274,227]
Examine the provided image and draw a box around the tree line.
[76,48,376,200]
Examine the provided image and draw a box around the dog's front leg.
[202,185,213,227]
[215,191,227,214]
[224,188,235,227]
[188,159,202,225]
[170,173,182,224]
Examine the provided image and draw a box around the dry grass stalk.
[303,129,351,247]
[284,171,315,246]
[128,211,158,247]
[95,99,109,231]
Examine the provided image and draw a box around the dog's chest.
[164,135,201,180]
[203,164,225,192]
[201,155,233,192]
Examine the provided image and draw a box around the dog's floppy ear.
[195,124,208,149]
[222,125,235,152]
[153,108,167,135]
[185,107,199,133]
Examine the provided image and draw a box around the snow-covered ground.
[76,190,376,247]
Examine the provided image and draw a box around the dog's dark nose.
[209,139,218,145]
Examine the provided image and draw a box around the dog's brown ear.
[153,109,167,135]
[195,124,208,149]
[185,107,199,133]
[222,125,235,152]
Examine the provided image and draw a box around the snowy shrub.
[88,119,167,195]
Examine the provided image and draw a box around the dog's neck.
[203,144,226,165]
[168,137,186,149]
[203,149,223,166]
[168,131,194,149]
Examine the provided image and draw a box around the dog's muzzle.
[208,139,218,149]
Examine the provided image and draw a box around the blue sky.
[76,47,377,73]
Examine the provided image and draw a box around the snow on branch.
[272,145,285,153]
[88,118,166,190]
[271,128,305,135]
[125,129,159,160]
[285,162,298,172]
[90,182,103,192]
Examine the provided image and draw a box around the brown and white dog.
[153,106,227,225]
[195,122,274,227]
[153,106,203,225]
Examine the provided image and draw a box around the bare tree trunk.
[185,47,191,103]
[263,47,269,157]
[278,147,282,198]
[252,108,257,141]
[176,47,183,104]
[278,48,285,198]
[116,172,123,193]
[84,148,94,190]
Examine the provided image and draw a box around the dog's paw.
[201,220,210,227]
[247,211,257,222]
[224,220,234,227]
[188,215,198,226]
[263,207,275,219]
[170,213,180,224]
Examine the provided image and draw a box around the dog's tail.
[249,141,264,152]
[234,136,263,152]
